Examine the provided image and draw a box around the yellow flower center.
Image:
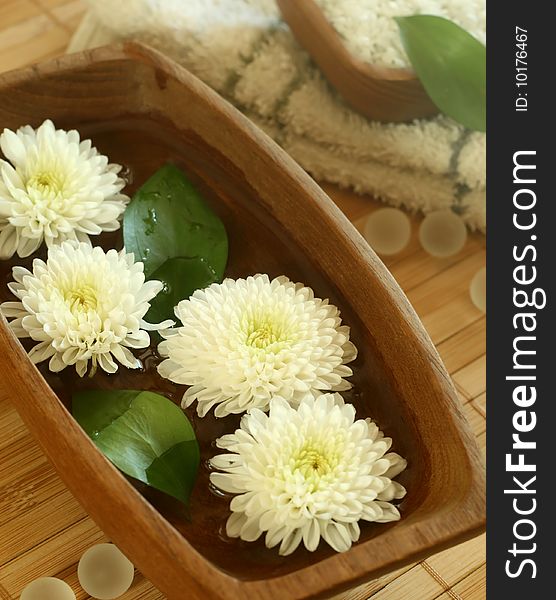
[246,322,279,348]
[293,442,338,486]
[245,315,291,349]
[27,171,65,196]
[66,284,98,313]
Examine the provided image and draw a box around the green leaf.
[145,441,198,499]
[145,256,218,324]
[396,15,486,131]
[123,164,228,278]
[73,390,199,505]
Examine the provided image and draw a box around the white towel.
[69,0,486,231]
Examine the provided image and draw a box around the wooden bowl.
[276,0,438,122]
[0,43,483,599]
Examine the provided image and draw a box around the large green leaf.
[396,15,486,131]
[123,164,228,278]
[145,256,218,324]
[73,390,199,505]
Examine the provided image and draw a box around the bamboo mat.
[0,2,486,599]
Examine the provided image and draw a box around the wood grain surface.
[0,3,486,600]
[276,0,438,122]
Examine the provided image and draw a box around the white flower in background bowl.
[210,394,407,555]
[0,119,129,259]
[0,241,172,377]
[157,274,357,418]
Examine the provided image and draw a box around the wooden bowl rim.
[276,0,418,82]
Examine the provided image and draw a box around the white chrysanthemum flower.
[157,274,357,418]
[210,394,407,556]
[0,241,172,377]
[0,119,129,259]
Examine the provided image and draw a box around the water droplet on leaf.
[142,208,158,235]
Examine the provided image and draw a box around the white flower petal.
[377,481,407,502]
[28,341,56,363]
[1,161,25,194]
[375,501,402,523]
[209,472,246,494]
[210,394,407,555]
[2,241,167,377]
[226,511,247,538]
[347,521,361,542]
[302,519,321,552]
[0,119,129,258]
[279,528,304,556]
[0,129,27,165]
[75,360,88,378]
[322,522,352,553]
[97,352,118,374]
[48,353,66,373]
[141,318,174,331]
[158,275,357,417]
[0,301,24,318]
[383,453,408,479]
[0,225,18,259]
[265,526,289,549]
[240,516,264,542]
[110,344,141,369]
[17,234,42,258]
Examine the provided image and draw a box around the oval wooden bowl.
[0,43,483,599]
[276,0,439,122]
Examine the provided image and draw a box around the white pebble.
[20,577,75,600]
[470,267,486,312]
[364,207,411,255]
[78,544,135,600]
[419,210,467,257]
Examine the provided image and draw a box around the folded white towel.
[69,0,486,231]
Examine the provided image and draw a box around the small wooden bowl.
[277,0,438,122]
[0,43,483,599]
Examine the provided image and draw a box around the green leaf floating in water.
[73,390,200,505]
[145,256,219,324]
[395,15,486,132]
[123,164,228,320]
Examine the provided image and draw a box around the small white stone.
[363,208,411,256]
[20,577,75,600]
[78,544,135,600]
[419,210,467,257]
[470,267,486,313]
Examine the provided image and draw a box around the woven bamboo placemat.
[0,2,486,598]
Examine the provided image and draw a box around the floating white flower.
[157,274,357,418]
[0,241,172,377]
[210,394,407,555]
[0,119,129,259]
